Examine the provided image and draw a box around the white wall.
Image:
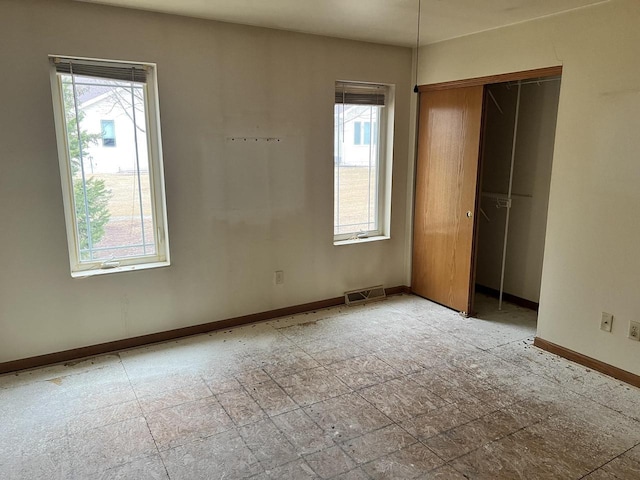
[0,0,412,363]
[476,81,560,303]
[418,0,640,375]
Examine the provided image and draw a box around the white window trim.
[49,55,170,277]
[334,235,391,246]
[333,81,395,245]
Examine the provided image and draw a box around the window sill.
[71,260,170,278]
[333,235,390,246]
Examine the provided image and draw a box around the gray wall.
[0,0,413,362]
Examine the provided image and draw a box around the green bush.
[63,81,112,255]
[74,177,111,257]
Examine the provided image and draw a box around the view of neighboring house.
[334,104,380,167]
[70,77,155,260]
[333,104,382,235]
[79,79,149,174]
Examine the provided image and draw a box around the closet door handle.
[466,211,473,218]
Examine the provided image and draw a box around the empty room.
[1,0,640,479]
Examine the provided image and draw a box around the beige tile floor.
[1,293,640,479]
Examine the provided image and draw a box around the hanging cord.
[413,0,421,93]
[129,67,147,256]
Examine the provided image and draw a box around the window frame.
[354,121,362,145]
[362,121,371,146]
[333,81,394,244]
[49,55,170,277]
[100,119,116,147]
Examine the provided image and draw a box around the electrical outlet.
[274,270,284,285]
[600,312,613,332]
[629,321,640,341]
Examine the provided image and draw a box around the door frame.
[417,66,562,92]
[411,65,563,314]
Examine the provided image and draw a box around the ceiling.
[78,0,609,47]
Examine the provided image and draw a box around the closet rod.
[482,191,532,199]
[498,82,522,310]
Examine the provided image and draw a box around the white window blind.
[52,57,148,83]
[335,82,387,106]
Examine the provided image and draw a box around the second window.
[334,81,391,241]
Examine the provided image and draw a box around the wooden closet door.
[412,86,484,313]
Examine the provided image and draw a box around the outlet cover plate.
[629,321,640,341]
[601,312,613,332]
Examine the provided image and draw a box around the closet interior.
[474,76,561,316]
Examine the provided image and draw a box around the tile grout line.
[117,352,173,480]
[414,312,640,428]
[308,313,563,469]
[264,364,354,477]
[59,359,164,478]
[576,441,640,479]
[258,351,405,478]
[484,338,640,425]
[273,318,538,474]
[5,294,639,480]
[207,379,270,476]
[217,363,320,476]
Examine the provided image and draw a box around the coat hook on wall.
[226,137,282,142]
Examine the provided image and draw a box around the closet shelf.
[481,191,533,199]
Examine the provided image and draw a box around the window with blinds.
[49,56,170,276]
[334,81,392,242]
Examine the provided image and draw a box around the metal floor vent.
[345,285,386,305]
